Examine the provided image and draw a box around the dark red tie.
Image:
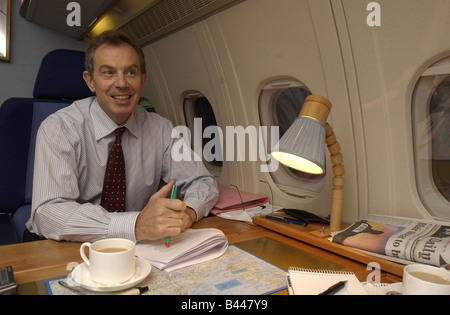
[101,127,126,212]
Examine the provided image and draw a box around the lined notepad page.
[288,268,367,295]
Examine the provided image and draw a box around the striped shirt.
[26,97,219,243]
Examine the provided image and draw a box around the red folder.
[211,186,269,214]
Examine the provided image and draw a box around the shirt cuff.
[184,198,208,221]
[108,211,140,243]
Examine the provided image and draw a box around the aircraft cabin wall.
[140,0,450,223]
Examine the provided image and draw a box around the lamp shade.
[271,116,326,175]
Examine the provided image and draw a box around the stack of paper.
[136,228,228,272]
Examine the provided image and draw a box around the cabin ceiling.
[20,0,244,45]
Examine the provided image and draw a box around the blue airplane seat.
[0,49,93,245]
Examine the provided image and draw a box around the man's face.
[83,43,146,125]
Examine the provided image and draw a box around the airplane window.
[183,92,223,176]
[413,58,450,219]
[259,79,325,197]
[428,78,450,202]
[274,87,311,136]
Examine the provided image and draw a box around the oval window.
[259,79,325,197]
[412,57,450,219]
[183,92,222,176]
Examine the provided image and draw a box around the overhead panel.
[119,0,245,46]
[20,0,244,42]
[20,0,117,39]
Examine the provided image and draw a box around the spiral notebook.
[287,267,367,295]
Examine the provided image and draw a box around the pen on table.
[265,214,307,226]
[318,280,347,295]
[119,286,149,295]
[165,184,178,247]
[286,274,294,295]
[58,280,149,295]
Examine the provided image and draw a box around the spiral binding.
[288,267,355,276]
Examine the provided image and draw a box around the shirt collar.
[91,98,139,141]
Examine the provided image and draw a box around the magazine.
[331,215,450,267]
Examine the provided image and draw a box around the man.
[26,30,219,242]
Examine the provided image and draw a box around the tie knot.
[115,127,126,140]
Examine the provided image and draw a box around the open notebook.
[136,228,228,272]
[287,267,367,295]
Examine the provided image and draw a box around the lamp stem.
[325,123,344,231]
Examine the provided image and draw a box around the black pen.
[266,215,306,226]
[318,280,347,295]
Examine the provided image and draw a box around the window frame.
[183,91,223,177]
[412,58,450,219]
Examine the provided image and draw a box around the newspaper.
[331,215,450,267]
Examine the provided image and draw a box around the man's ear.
[83,71,96,93]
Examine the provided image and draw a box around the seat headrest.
[33,49,94,100]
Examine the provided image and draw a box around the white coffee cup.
[80,238,136,285]
[403,264,450,295]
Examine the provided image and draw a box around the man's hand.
[182,207,197,230]
[135,180,197,241]
[135,179,186,241]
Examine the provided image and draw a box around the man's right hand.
[135,179,187,241]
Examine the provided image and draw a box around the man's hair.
[85,30,147,76]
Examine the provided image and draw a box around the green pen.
[165,184,178,247]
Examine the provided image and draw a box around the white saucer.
[70,257,152,292]
[386,282,403,295]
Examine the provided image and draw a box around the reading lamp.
[271,95,344,236]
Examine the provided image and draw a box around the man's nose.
[115,73,129,88]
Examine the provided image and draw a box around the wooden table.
[252,215,405,278]
[0,216,403,293]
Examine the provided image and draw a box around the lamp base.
[309,227,332,238]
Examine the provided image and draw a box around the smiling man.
[25,30,219,243]
[83,36,145,126]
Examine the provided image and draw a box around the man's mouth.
[112,95,132,100]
